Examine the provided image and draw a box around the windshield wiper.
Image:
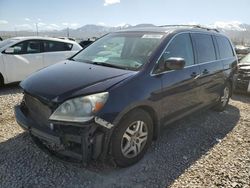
[71,59,136,70]
[91,62,127,69]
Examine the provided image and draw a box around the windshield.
[0,39,19,49]
[240,53,250,64]
[72,33,164,70]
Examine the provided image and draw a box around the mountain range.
[1,22,250,45]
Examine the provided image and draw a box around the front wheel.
[214,82,231,111]
[111,109,153,167]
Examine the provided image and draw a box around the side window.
[215,36,234,59]
[163,33,194,66]
[64,43,73,51]
[11,42,26,54]
[192,33,216,63]
[26,40,41,53]
[44,41,73,52]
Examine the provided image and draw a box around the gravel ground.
[0,84,249,188]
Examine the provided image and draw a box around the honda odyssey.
[15,26,238,167]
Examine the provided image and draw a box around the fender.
[111,101,161,140]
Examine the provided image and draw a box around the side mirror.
[165,57,185,70]
[4,47,14,54]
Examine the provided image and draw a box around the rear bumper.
[14,104,112,165]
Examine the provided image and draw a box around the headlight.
[49,92,109,122]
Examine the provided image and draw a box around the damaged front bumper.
[235,68,250,93]
[14,104,114,166]
[235,79,250,93]
[235,75,250,94]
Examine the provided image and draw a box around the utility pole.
[67,27,69,38]
[14,26,17,36]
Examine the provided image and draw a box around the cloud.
[104,0,120,6]
[61,22,79,28]
[37,22,46,27]
[0,20,8,24]
[210,21,246,31]
[25,18,31,21]
[50,23,59,28]
[115,22,129,27]
[62,22,69,26]
[70,23,79,28]
[16,24,33,30]
[97,22,107,26]
[43,23,60,30]
[185,21,198,25]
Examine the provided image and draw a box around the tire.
[214,82,231,112]
[111,109,153,167]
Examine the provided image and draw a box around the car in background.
[0,36,82,86]
[79,39,94,49]
[58,37,76,41]
[235,45,250,60]
[235,53,250,93]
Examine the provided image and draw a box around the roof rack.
[159,24,220,33]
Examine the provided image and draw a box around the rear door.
[191,33,224,105]
[155,33,202,123]
[42,40,75,67]
[2,40,44,83]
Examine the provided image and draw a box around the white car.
[0,36,82,86]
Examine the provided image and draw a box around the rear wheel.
[111,109,153,167]
[214,82,231,111]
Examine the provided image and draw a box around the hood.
[21,60,136,103]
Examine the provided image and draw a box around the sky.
[0,0,249,31]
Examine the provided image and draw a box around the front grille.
[24,93,52,127]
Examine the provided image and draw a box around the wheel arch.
[138,105,160,140]
[113,104,161,140]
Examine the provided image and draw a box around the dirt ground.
[0,84,249,188]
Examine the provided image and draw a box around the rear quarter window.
[215,36,234,59]
[192,33,216,63]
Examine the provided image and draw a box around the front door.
[3,40,44,83]
[154,33,202,124]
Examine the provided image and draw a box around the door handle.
[202,69,209,75]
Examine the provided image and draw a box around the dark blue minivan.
[15,26,238,167]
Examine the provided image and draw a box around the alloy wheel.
[121,121,148,158]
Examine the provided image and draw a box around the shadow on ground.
[0,105,240,188]
[0,83,21,96]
